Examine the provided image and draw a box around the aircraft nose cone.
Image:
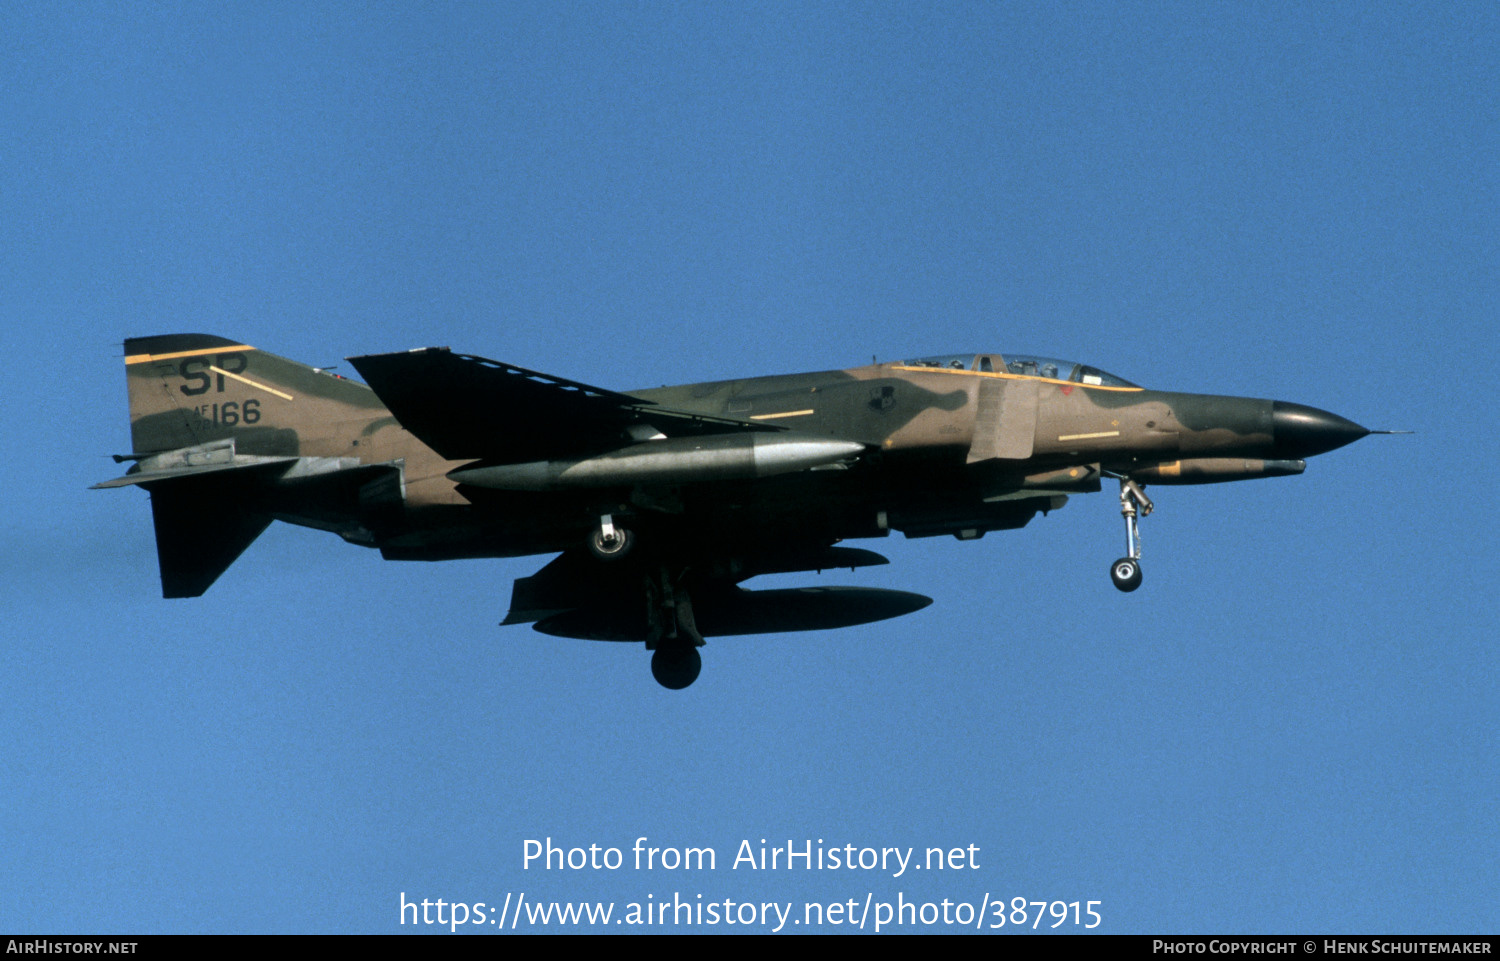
[1271,401,1370,457]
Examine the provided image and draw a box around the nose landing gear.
[1110,477,1152,592]
[1110,556,1142,592]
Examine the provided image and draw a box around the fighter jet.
[96,335,1387,688]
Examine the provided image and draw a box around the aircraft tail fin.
[122,334,381,456]
[111,335,399,597]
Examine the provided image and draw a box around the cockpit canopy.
[900,353,1139,388]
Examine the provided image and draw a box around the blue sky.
[2,1,1495,934]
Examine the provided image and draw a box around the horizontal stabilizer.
[96,442,406,597]
[92,457,299,489]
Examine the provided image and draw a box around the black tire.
[651,645,701,690]
[1110,557,1143,593]
[587,525,634,561]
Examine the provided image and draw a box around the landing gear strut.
[1110,477,1152,592]
[644,565,704,689]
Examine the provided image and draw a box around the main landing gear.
[581,516,702,689]
[587,513,634,561]
[651,645,701,690]
[1110,476,1152,593]
[644,564,704,690]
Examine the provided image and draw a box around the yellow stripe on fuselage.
[124,345,256,365]
[888,365,1144,392]
[749,409,815,420]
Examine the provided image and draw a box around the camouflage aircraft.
[97,335,1386,688]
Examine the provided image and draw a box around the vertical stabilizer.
[114,334,395,597]
[122,334,383,457]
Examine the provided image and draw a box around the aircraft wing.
[347,348,777,462]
